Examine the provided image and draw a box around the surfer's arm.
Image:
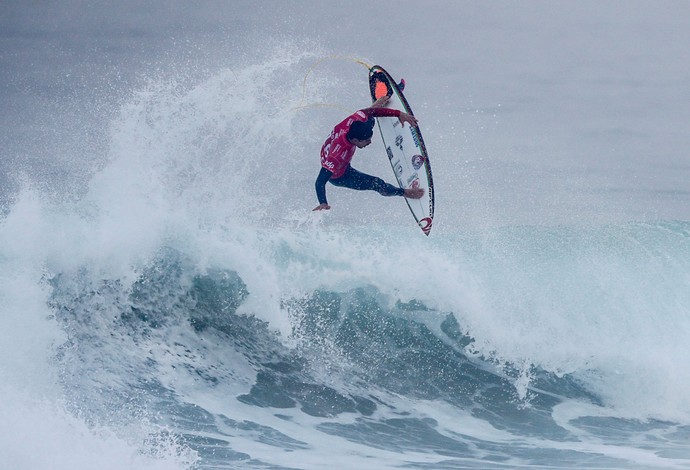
[313,167,332,211]
[362,107,418,127]
[371,95,391,108]
[362,107,399,118]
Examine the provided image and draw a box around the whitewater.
[4,3,690,467]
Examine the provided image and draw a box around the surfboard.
[368,65,435,236]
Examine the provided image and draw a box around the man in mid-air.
[313,96,424,211]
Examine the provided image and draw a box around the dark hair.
[347,120,374,141]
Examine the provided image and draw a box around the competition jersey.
[320,107,400,179]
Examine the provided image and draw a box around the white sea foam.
[3,45,690,469]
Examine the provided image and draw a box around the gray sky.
[3,1,690,227]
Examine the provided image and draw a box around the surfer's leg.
[331,167,404,197]
[370,177,405,197]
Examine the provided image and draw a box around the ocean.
[3,2,690,469]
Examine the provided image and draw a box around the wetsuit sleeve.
[361,107,401,119]
[315,167,333,205]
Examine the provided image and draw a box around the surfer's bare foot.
[404,188,424,199]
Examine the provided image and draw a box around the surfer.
[313,96,425,211]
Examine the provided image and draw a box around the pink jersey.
[320,107,400,179]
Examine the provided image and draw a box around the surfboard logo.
[386,146,394,161]
[395,135,403,152]
[411,154,425,170]
[394,162,403,177]
[419,217,433,235]
[411,128,421,149]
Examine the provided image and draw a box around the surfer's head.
[347,120,374,148]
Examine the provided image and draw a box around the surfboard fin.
[397,79,405,91]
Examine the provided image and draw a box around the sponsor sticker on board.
[411,154,424,170]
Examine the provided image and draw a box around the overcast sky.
[3,1,690,226]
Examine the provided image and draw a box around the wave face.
[4,52,690,469]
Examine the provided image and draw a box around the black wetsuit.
[315,166,404,205]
